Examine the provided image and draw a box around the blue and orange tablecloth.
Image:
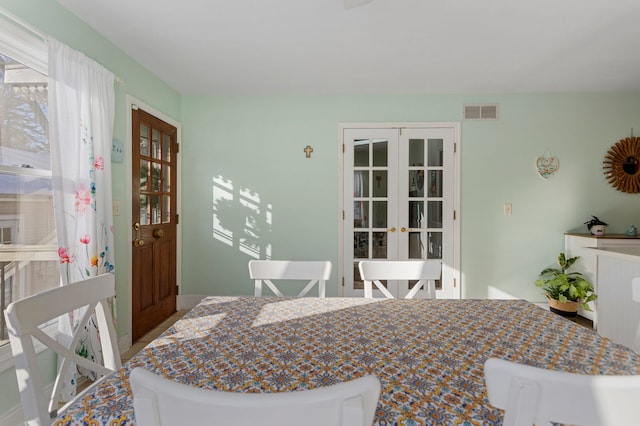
[56,297,640,425]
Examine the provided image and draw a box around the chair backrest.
[358,260,442,299]
[248,260,332,297]
[632,277,640,352]
[4,273,121,425]
[130,367,380,426]
[484,358,640,426]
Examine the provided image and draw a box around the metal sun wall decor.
[603,136,640,193]
[536,148,559,179]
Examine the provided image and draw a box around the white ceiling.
[57,0,640,95]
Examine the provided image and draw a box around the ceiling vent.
[464,104,499,120]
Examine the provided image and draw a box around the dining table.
[54,296,640,425]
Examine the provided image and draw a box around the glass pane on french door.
[352,138,392,290]
[343,126,457,299]
[405,136,443,292]
[345,130,398,293]
[398,129,455,298]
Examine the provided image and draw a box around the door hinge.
[453,210,456,220]
[342,144,345,153]
[342,277,345,287]
[176,143,180,154]
[454,142,457,153]
[176,214,179,224]
[453,278,457,288]
[342,210,345,220]
[175,285,179,294]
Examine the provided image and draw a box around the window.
[0,14,59,365]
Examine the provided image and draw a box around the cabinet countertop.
[565,233,640,239]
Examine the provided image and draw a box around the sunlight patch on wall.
[213,175,272,259]
[213,176,234,246]
[487,286,517,299]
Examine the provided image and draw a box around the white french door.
[341,124,459,298]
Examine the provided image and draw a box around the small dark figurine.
[584,216,608,235]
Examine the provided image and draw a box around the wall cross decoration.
[304,145,314,158]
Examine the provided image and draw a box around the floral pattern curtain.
[48,38,116,400]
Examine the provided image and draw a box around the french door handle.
[388,227,396,233]
[401,227,408,232]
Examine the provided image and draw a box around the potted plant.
[584,215,608,236]
[535,253,597,318]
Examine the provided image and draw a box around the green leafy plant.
[535,253,597,311]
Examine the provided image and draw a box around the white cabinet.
[592,248,640,348]
[564,233,640,328]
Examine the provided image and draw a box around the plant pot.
[547,296,580,318]
[590,225,606,236]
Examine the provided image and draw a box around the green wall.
[180,93,640,300]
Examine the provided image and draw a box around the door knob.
[153,229,164,238]
[133,239,144,247]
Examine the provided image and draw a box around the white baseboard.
[0,405,22,426]
[178,294,207,310]
[0,383,54,426]
[115,295,205,355]
[118,334,131,354]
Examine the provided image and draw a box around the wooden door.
[342,125,459,298]
[132,108,178,341]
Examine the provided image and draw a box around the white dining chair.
[632,277,640,352]
[484,358,640,426]
[358,260,442,299]
[130,367,380,426]
[4,273,121,426]
[248,260,332,297]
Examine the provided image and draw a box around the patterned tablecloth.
[55,297,640,425]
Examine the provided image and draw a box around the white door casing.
[339,123,460,299]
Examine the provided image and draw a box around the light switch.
[504,203,512,216]
[112,139,124,163]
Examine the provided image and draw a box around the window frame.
[0,11,54,372]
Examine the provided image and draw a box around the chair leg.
[373,280,395,299]
[404,280,425,299]
[264,280,285,297]
[364,281,373,298]
[427,280,436,299]
[297,280,320,297]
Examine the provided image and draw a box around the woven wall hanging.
[603,136,640,193]
[535,148,559,179]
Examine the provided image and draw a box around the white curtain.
[48,38,116,400]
